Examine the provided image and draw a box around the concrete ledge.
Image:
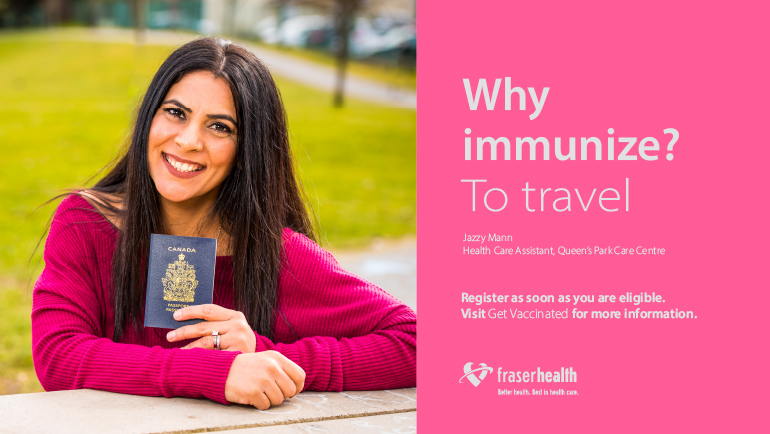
[0,388,416,433]
[217,412,417,433]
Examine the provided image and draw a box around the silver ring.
[212,330,221,350]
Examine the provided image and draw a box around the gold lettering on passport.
[162,253,198,303]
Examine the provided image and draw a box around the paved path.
[333,238,416,312]
[50,28,417,108]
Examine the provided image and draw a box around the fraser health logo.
[459,362,493,387]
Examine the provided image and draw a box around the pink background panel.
[417,1,768,432]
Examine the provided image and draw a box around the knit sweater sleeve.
[31,195,240,404]
[256,230,417,392]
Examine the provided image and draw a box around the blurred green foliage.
[0,33,415,394]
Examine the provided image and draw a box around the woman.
[31,38,416,410]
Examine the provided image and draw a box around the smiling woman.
[151,72,238,201]
[30,38,416,410]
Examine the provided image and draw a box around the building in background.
[4,0,414,68]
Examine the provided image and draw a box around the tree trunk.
[44,0,62,26]
[168,0,180,29]
[87,0,99,26]
[134,0,146,45]
[223,0,235,36]
[332,0,359,107]
[275,0,288,47]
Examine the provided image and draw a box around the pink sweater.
[32,195,416,404]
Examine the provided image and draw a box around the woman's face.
[148,70,238,205]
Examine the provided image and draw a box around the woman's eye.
[211,123,232,134]
[164,108,185,119]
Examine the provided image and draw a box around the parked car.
[254,14,416,62]
[254,15,330,47]
[354,22,415,59]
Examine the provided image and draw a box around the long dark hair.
[86,38,315,341]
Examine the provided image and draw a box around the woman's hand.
[166,304,257,353]
[225,352,305,409]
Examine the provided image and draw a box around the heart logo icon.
[460,362,493,387]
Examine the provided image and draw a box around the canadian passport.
[144,234,217,329]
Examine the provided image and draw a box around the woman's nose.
[175,123,202,152]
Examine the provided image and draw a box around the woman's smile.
[162,152,207,179]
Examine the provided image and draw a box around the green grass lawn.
[0,34,415,394]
